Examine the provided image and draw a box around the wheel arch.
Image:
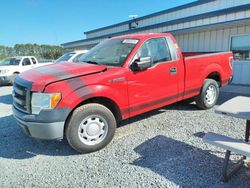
[60,83,128,127]
[64,96,122,134]
[80,96,122,121]
[201,63,223,87]
[205,71,221,86]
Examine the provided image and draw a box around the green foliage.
[0,44,64,61]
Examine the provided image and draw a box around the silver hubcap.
[205,85,217,105]
[78,115,108,146]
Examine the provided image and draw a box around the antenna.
[128,15,139,29]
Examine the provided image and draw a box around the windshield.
[78,38,139,66]
[55,52,76,62]
[0,58,21,66]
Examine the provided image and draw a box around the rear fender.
[201,64,223,86]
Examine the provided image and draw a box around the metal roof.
[84,0,216,34]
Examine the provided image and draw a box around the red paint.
[20,33,233,119]
[182,52,213,57]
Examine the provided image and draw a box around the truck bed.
[183,52,233,99]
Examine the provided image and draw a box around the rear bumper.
[222,76,233,87]
[229,76,233,84]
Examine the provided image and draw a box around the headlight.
[0,70,10,74]
[31,93,61,115]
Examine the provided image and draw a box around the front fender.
[60,84,128,111]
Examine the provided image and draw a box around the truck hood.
[19,62,107,91]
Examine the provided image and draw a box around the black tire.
[65,103,116,153]
[195,79,219,109]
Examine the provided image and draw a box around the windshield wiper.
[84,61,102,65]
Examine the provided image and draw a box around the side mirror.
[131,57,152,72]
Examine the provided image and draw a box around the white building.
[62,0,250,85]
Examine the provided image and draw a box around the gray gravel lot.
[1,85,250,187]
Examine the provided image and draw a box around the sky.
[0,0,195,47]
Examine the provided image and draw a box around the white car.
[0,56,46,85]
[55,50,88,63]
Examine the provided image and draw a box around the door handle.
[170,67,177,75]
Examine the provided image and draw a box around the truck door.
[126,37,180,115]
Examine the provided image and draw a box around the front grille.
[13,81,31,113]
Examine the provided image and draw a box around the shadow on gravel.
[0,115,78,160]
[217,92,250,105]
[119,101,200,127]
[132,135,250,187]
[0,94,13,105]
[120,92,250,127]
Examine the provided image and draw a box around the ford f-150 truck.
[12,33,233,153]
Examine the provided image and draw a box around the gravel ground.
[1,85,250,188]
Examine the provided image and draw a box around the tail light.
[229,56,233,70]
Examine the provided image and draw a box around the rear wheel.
[195,79,219,109]
[65,103,116,153]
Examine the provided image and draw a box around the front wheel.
[195,79,219,109]
[65,103,116,153]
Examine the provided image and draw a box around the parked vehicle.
[55,50,88,63]
[12,33,233,153]
[0,56,50,85]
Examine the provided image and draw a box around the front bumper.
[13,105,71,140]
[14,115,64,140]
[0,76,12,84]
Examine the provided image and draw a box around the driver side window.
[138,42,150,58]
[137,37,172,65]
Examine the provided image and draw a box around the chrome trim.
[14,97,25,106]
[13,86,25,96]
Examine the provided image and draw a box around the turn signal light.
[50,93,62,109]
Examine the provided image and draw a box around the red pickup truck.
[13,33,233,153]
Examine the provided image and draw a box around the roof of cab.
[8,56,36,59]
[72,50,88,53]
[112,33,170,40]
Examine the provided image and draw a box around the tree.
[0,43,64,61]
